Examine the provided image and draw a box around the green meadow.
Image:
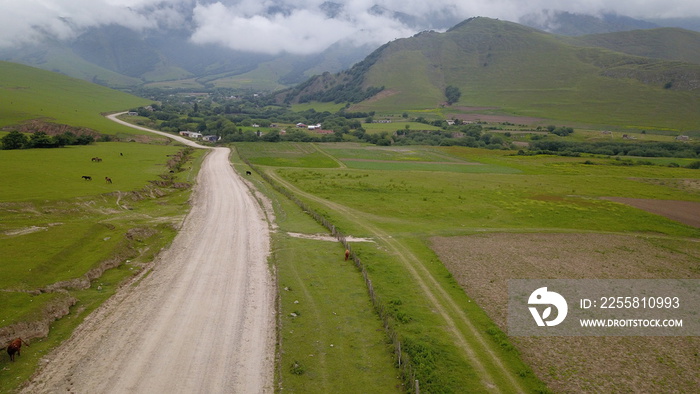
[0,142,190,201]
[0,62,149,134]
[235,141,699,393]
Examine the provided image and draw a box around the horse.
[91,157,102,162]
[6,338,29,362]
[345,249,350,261]
[246,171,252,175]
[81,175,92,181]
[105,177,112,184]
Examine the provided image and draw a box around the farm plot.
[237,142,699,393]
[432,233,700,393]
[603,197,700,228]
[234,141,340,168]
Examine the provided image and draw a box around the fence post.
[398,341,401,368]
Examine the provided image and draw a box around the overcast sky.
[1,0,699,54]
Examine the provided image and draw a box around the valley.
[1,12,700,393]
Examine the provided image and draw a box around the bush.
[685,160,700,169]
[1,131,28,149]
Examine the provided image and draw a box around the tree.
[29,132,56,148]
[2,131,28,149]
[445,85,461,105]
[261,130,281,142]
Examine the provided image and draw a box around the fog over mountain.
[2,1,700,55]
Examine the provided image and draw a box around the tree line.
[1,131,95,150]
[530,140,699,158]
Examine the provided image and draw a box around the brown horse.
[91,157,102,162]
[6,338,29,362]
[344,249,350,261]
[105,177,112,184]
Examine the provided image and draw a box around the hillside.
[572,28,700,65]
[0,61,149,133]
[0,25,373,91]
[520,11,659,36]
[280,17,700,131]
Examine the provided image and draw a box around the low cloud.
[189,2,415,55]
[1,0,699,52]
[0,0,188,47]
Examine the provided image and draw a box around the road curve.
[22,113,274,393]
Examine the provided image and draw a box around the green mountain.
[573,28,700,65]
[520,11,659,36]
[0,61,149,133]
[0,25,373,92]
[280,17,700,131]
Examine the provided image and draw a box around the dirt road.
[22,114,274,393]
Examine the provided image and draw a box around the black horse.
[82,175,92,181]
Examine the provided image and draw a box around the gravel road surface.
[21,114,274,393]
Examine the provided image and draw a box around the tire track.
[264,168,526,393]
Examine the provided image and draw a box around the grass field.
[229,148,402,392]
[235,141,699,393]
[0,141,204,392]
[0,62,150,134]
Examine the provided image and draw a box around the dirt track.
[21,114,274,393]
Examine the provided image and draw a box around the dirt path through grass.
[263,168,526,393]
[22,114,275,393]
[312,143,347,168]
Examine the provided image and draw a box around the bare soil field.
[431,233,700,393]
[603,197,700,228]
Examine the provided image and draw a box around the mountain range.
[1,11,699,92]
[280,17,700,131]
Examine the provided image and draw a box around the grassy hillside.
[286,17,700,131]
[573,28,700,65]
[362,18,700,130]
[1,43,143,88]
[0,61,150,134]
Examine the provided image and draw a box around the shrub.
[685,160,700,169]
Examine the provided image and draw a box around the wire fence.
[239,156,419,392]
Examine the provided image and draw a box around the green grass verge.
[229,147,401,392]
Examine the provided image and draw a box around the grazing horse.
[91,157,102,162]
[246,171,252,175]
[6,338,29,362]
[82,175,92,181]
[345,249,350,261]
[105,177,112,184]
